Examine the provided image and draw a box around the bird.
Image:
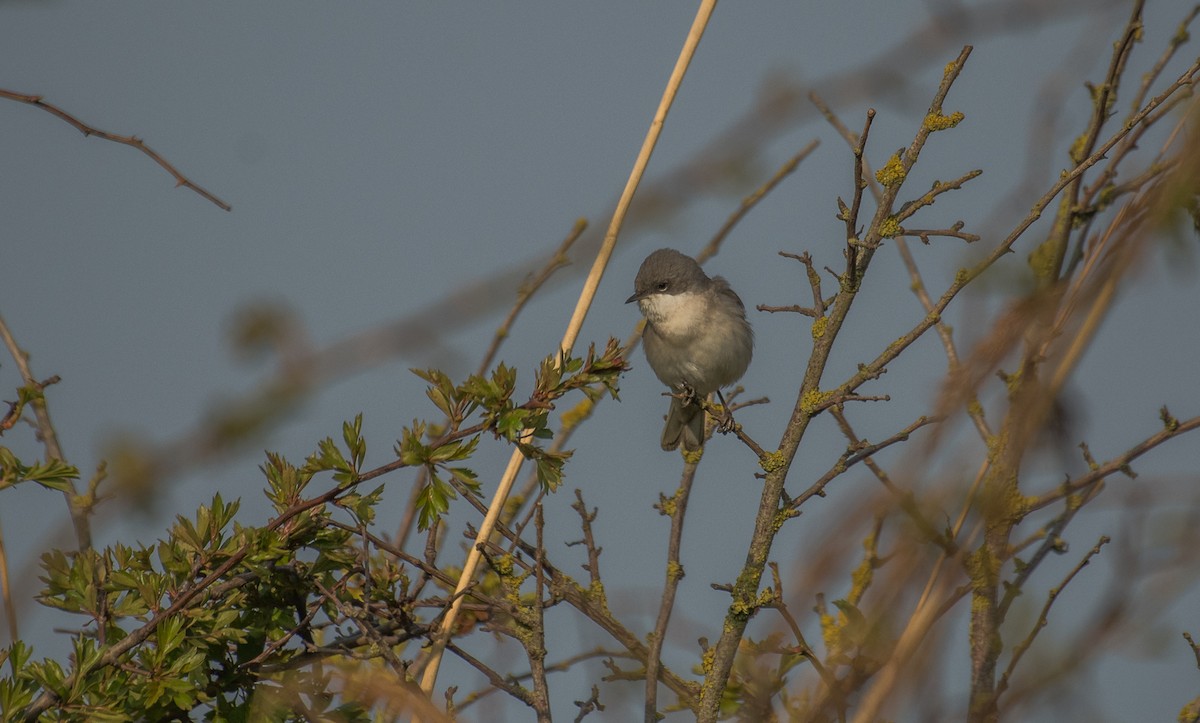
[626,248,753,451]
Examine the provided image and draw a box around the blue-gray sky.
[3,2,1199,720]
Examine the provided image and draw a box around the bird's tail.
[661,396,704,451]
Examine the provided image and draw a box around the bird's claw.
[713,389,737,434]
[715,407,737,434]
[675,381,698,406]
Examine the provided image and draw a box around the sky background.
[3,1,1199,720]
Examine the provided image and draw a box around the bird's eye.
[656,281,669,291]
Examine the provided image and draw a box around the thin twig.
[1029,414,1200,511]
[574,685,605,722]
[568,490,604,590]
[0,88,231,211]
[828,407,948,551]
[996,536,1110,699]
[529,503,552,721]
[0,314,90,550]
[697,140,819,262]
[476,219,587,378]
[1184,632,1200,670]
[456,649,629,711]
[646,461,700,721]
[765,562,845,721]
[789,414,939,510]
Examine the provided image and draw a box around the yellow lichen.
[773,506,800,531]
[730,598,752,618]
[493,554,515,576]
[924,111,965,132]
[875,153,907,188]
[847,532,878,605]
[878,215,902,238]
[810,315,828,340]
[801,389,831,414]
[965,546,999,591]
[819,610,842,656]
[700,645,716,675]
[1028,233,1065,282]
[759,450,787,473]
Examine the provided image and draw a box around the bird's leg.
[672,380,698,407]
[713,389,737,433]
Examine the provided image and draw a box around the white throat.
[639,290,708,340]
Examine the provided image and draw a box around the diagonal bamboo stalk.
[417,0,721,703]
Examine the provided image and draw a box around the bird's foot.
[673,381,698,406]
[714,389,737,434]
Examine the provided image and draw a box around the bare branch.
[697,141,820,262]
[645,461,700,720]
[0,88,231,211]
[996,536,1110,700]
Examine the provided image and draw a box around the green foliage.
[304,413,366,487]
[0,337,628,719]
[406,338,626,529]
[0,447,79,493]
[5,470,404,720]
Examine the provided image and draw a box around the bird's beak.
[624,291,643,304]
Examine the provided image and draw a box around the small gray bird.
[626,248,754,451]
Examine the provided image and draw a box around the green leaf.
[427,435,479,463]
[316,437,349,472]
[495,409,531,440]
[21,458,79,492]
[449,467,480,494]
[396,422,429,466]
[342,413,366,469]
[415,474,452,532]
[518,444,572,493]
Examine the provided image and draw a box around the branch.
[828,407,950,551]
[697,48,976,721]
[0,314,90,550]
[476,219,586,378]
[764,562,846,721]
[995,536,1110,700]
[1029,413,1200,511]
[0,88,231,211]
[1027,0,1143,287]
[697,140,819,262]
[455,649,628,712]
[567,490,604,589]
[646,460,700,720]
[789,414,939,511]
